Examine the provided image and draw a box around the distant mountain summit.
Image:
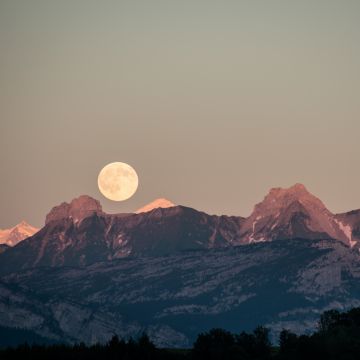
[240,183,355,246]
[135,198,175,213]
[0,221,39,246]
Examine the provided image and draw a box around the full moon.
[97,162,139,201]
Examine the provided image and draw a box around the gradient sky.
[1,0,359,228]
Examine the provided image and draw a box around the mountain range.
[0,184,360,347]
[0,184,359,274]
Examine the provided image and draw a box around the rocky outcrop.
[45,195,103,225]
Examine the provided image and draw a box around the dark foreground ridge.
[1,307,360,360]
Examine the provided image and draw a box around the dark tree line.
[2,308,360,359]
[278,308,360,360]
[192,326,271,360]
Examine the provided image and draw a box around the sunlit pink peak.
[0,221,39,246]
[135,198,175,214]
[20,221,38,230]
[3,221,38,234]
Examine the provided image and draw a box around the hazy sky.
[1,0,359,228]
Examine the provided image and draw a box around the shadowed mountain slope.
[1,239,360,347]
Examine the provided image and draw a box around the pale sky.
[1,0,359,228]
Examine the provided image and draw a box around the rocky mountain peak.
[240,184,354,245]
[45,195,103,225]
[135,198,175,213]
[260,183,326,212]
